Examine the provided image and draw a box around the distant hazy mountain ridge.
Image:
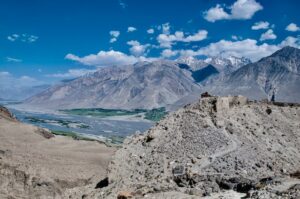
[25,47,300,110]
[25,61,202,109]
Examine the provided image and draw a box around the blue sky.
[0,0,300,89]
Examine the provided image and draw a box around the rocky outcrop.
[0,106,17,121]
[90,96,300,198]
[35,127,55,139]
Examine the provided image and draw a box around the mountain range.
[208,46,300,102]
[25,61,202,109]
[24,46,300,110]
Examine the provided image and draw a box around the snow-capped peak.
[176,55,251,73]
[227,56,251,67]
[176,56,197,66]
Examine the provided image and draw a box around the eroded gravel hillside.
[91,96,300,198]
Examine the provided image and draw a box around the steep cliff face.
[90,96,300,198]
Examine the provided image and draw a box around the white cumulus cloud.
[161,23,170,34]
[196,39,278,61]
[161,49,178,58]
[7,34,19,41]
[260,29,277,41]
[184,30,208,42]
[127,26,137,32]
[279,36,300,48]
[127,40,150,57]
[285,23,300,32]
[231,35,243,40]
[252,21,270,30]
[178,36,300,62]
[7,34,38,43]
[157,30,208,48]
[110,38,117,43]
[110,31,120,37]
[65,50,156,67]
[147,28,154,34]
[109,30,120,43]
[204,0,263,22]
[204,4,230,22]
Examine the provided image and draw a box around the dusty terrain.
[1,96,300,199]
[90,96,300,198]
[0,106,116,199]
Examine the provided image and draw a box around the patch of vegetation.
[56,119,75,127]
[25,116,47,123]
[25,116,90,129]
[144,107,167,122]
[60,108,146,117]
[61,107,168,122]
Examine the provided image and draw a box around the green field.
[61,107,168,122]
[61,108,145,117]
[144,107,167,122]
[25,116,90,129]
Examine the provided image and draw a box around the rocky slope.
[24,60,202,110]
[209,46,300,102]
[88,95,300,198]
[0,106,17,121]
[0,106,116,198]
